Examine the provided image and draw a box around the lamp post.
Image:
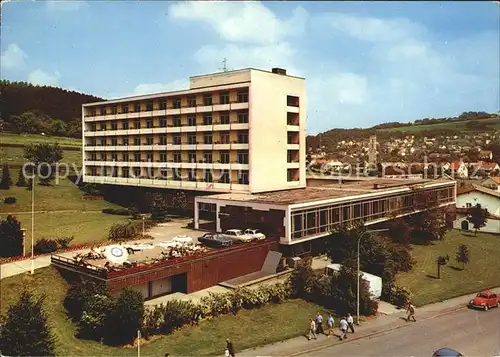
[30,174,35,275]
[357,228,389,325]
[141,215,145,238]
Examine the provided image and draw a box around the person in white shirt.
[308,318,317,340]
[326,314,335,337]
[339,317,348,341]
[347,313,355,333]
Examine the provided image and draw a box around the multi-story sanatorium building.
[82,68,306,194]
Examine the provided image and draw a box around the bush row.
[33,236,74,254]
[102,208,131,216]
[3,196,16,204]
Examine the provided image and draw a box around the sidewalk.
[234,287,500,357]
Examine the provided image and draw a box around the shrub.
[102,208,130,216]
[33,238,58,254]
[199,292,232,317]
[56,236,74,249]
[79,294,114,340]
[16,169,27,187]
[143,299,200,336]
[382,284,412,308]
[0,215,23,257]
[0,164,12,189]
[105,289,144,345]
[290,256,314,298]
[64,280,108,321]
[4,196,17,204]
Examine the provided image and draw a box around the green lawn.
[0,267,327,356]
[1,146,82,167]
[1,132,81,148]
[397,230,500,306]
[379,117,500,133]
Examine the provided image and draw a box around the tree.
[172,191,188,212]
[0,215,23,257]
[455,244,470,270]
[466,204,488,236]
[0,290,56,356]
[105,289,144,345]
[409,208,448,244]
[23,143,63,185]
[290,256,315,298]
[64,279,108,321]
[150,193,168,221]
[387,218,411,244]
[16,168,27,187]
[0,163,12,189]
[50,119,67,136]
[79,293,114,341]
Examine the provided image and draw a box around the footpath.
[234,287,500,357]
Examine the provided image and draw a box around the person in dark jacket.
[226,338,235,357]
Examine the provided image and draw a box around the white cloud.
[45,1,86,12]
[133,79,189,95]
[28,69,61,86]
[169,1,307,44]
[1,43,27,70]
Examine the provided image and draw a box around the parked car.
[468,290,500,311]
[197,233,233,248]
[432,347,464,356]
[244,228,266,240]
[222,229,254,243]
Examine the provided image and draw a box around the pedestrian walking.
[326,313,335,337]
[406,302,416,322]
[308,318,317,340]
[339,317,348,341]
[315,312,324,335]
[226,338,235,357]
[346,313,355,333]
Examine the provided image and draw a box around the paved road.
[300,307,500,357]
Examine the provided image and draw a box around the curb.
[285,305,467,357]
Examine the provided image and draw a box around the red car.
[468,290,500,311]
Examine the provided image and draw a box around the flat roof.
[199,178,454,206]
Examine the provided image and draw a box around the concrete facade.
[81,68,305,194]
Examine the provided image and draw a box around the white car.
[223,229,255,243]
[172,235,194,244]
[244,228,266,240]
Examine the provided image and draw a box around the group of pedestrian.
[308,312,355,341]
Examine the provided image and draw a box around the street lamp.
[357,228,389,325]
[30,174,35,275]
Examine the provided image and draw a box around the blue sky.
[1,1,499,134]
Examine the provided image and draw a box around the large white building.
[82,68,306,194]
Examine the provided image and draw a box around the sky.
[1,1,499,134]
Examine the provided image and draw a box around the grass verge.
[0,267,327,356]
[0,146,82,168]
[396,230,500,306]
[0,132,81,147]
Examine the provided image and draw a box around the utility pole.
[219,58,229,72]
[30,174,35,275]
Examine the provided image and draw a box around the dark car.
[197,233,233,248]
[432,347,464,357]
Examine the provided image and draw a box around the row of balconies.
[84,161,301,169]
[83,123,250,136]
[84,102,250,122]
[83,143,260,151]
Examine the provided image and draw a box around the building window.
[146,119,153,128]
[100,152,106,161]
[203,114,212,125]
[146,152,153,162]
[134,103,141,112]
[204,151,213,163]
[237,151,248,164]
[122,168,130,178]
[100,107,106,116]
[173,116,181,127]
[159,101,167,110]
[173,97,181,109]
[173,134,181,145]
[219,91,230,104]
[133,167,141,178]
[188,115,196,126]
[220,112,229,124]
[90,153,96,161]
[287,95,299,107]
[122,120,129,129]
[146,136,153,145]
[239,171,249,185]
[111,137,117,146]
[159,136,167,145]
[203,94,212,106]
[90,123,96,131]
[237,111,248,123]
[188,134,197,145]
[187,96,197,107]
[146,101,153,111]
[287,150,298,163]
[90,108,96,116]
[237,90,249,103]
[220,151,230,164]
[287,132,298,144]
[220,131,230,144]
[287,112,299,125]
[204,133,213,144]
[111,122,118,130]
[100,122,106,130]
[188,170,196,181]
[287,169,299,182]
[133,136,140,145]
[173,151,182,163]
[120,104,128,114]
[111,167,118,177]
[123,152,129,161]
[159,117,166,127]
[466,203,472,208]
[100,138,106,146]
[134,152,141,162]
[111,105,117,115]
[204,170,213,182]
[237,131,248,144]
[188,151,196,163]
[90,167,97,176]
[134,120,140,129]
[173,170,181,181]
[160,152,167,162]
[89,138,96,146]
[220,170,230,183]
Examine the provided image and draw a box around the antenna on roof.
[219,58,229,72]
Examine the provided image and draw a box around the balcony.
[230,122,249,130]
[231,143,249,150]
[286,125,300,132]
[286,106,300,114]
[287,144,300,150]
[287,162,300,169]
